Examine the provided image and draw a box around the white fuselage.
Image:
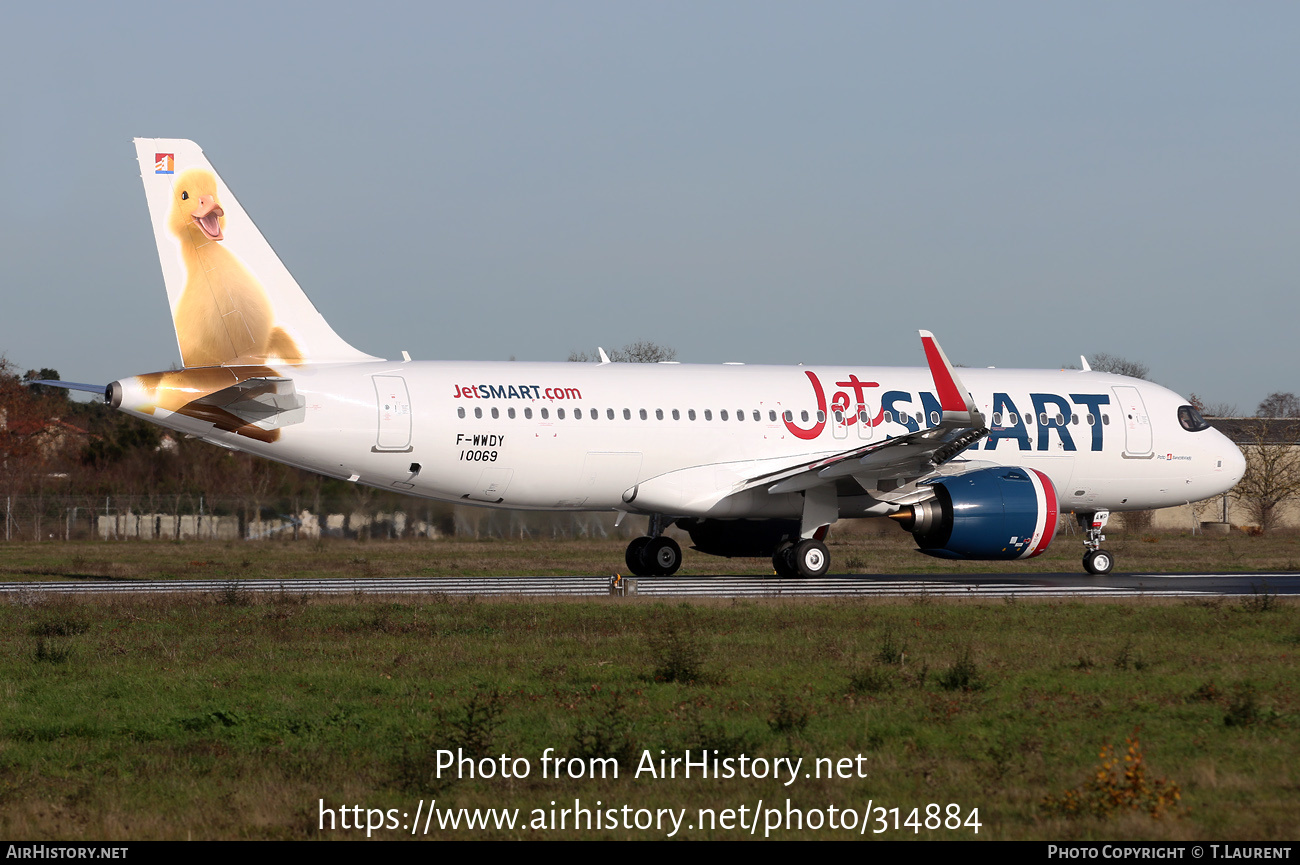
[117,359,1246,520]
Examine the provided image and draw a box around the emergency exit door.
[373,375,413,452]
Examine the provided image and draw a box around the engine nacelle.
[676,518,801,558]
[891,467,1059,560]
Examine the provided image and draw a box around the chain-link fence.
[0,495,638,542]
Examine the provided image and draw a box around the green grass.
[0,591,1295,840]
[1,526,1299,583]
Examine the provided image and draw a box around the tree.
[1087,353,1150,380]
[22,368,68,401]
[1188,393,1239,418]
[1256,391,1300,418]
[568,341,677,364]
[1232,418,1300,532]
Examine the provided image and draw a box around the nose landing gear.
[1079,510,1114,575]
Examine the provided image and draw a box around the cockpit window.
[1178,405,1211,432]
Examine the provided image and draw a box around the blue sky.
[2,2,1296,411]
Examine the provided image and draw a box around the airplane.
[35,139,1247,578]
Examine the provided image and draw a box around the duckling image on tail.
[168,167,302,367]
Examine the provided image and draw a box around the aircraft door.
[1111,386,1152,456]
[856,405,874,441]
[373,375,413,452]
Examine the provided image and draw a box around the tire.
[625,537,653,576]
[792,539,830,578]
[772,542,796,578]
[1083,549,1114,576]
[644,536,682,576]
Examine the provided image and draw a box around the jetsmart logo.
[453,383,582,401]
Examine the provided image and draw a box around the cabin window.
[656,409,664,420]
[720,410,729,421]
[817,411,826,423]
[858,410,868,423]
[882,410,893,424]
[1102,414,1110,425]
[623,408,631,420]
[1086,413,1094,425]
[1071,413,1078,425]
[992,411,1002,426]
[1055,413,1065,426]
[914,412,923,424]
[525,407,533,419]
[834,410,844,423]
[457,407,465,419]
[752,410,760,421]
[929,411,939,426]
[589,408,597,419]
[704,409,713,421]
[784,410,793,422]
[688,409,696,421]
[607,408,614,420]
[557,408,566,419]
[672,409,680,420]
[508,407,516,419]
[769,410,777,422]
[474,407,482,419]
[800,410,809,423]
[736,410,744,422]
[491,407,499,419]
[639,409,647,420]
[540,408,549,419]
[1007,412,1017,425]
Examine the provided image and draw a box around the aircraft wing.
[736,331,989,498]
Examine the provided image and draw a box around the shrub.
[1041,730,1181,819]
[767,693,809,735]
[647,612,706,684]
[937,648,986,692]
[572,690,639,770]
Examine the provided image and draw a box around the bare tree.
[1256,391,1300,418]
[1188,392,1239,418]
[1232,418,1300,532]
[1087,353,1150,380]
[569,341,677,363]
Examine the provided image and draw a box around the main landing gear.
[624,514,682,577]
[773,538,831,579]
[1079,510,1114,575]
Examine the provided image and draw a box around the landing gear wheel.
[1083,549,1114,575]
[772,542,796,578]
[791,539,830,578]
[644,536,682,576]
[625,537,653,576]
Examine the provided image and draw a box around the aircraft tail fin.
[133,138,377,368]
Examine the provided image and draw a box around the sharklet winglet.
[918,330,972,414]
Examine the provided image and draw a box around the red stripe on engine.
[1028,468,1058,558]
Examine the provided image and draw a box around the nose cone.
[1222,436,1247,488]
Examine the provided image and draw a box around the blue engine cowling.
[893,467,1059,560]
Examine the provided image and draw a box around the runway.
[1,572,1296,598]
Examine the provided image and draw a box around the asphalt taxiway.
[1,572,1296,598]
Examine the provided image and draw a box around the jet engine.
[890,467,1059,560]
[676,518,802,558]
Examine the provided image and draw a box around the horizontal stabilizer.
[191,376,306,430]
[24,380,108,396]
